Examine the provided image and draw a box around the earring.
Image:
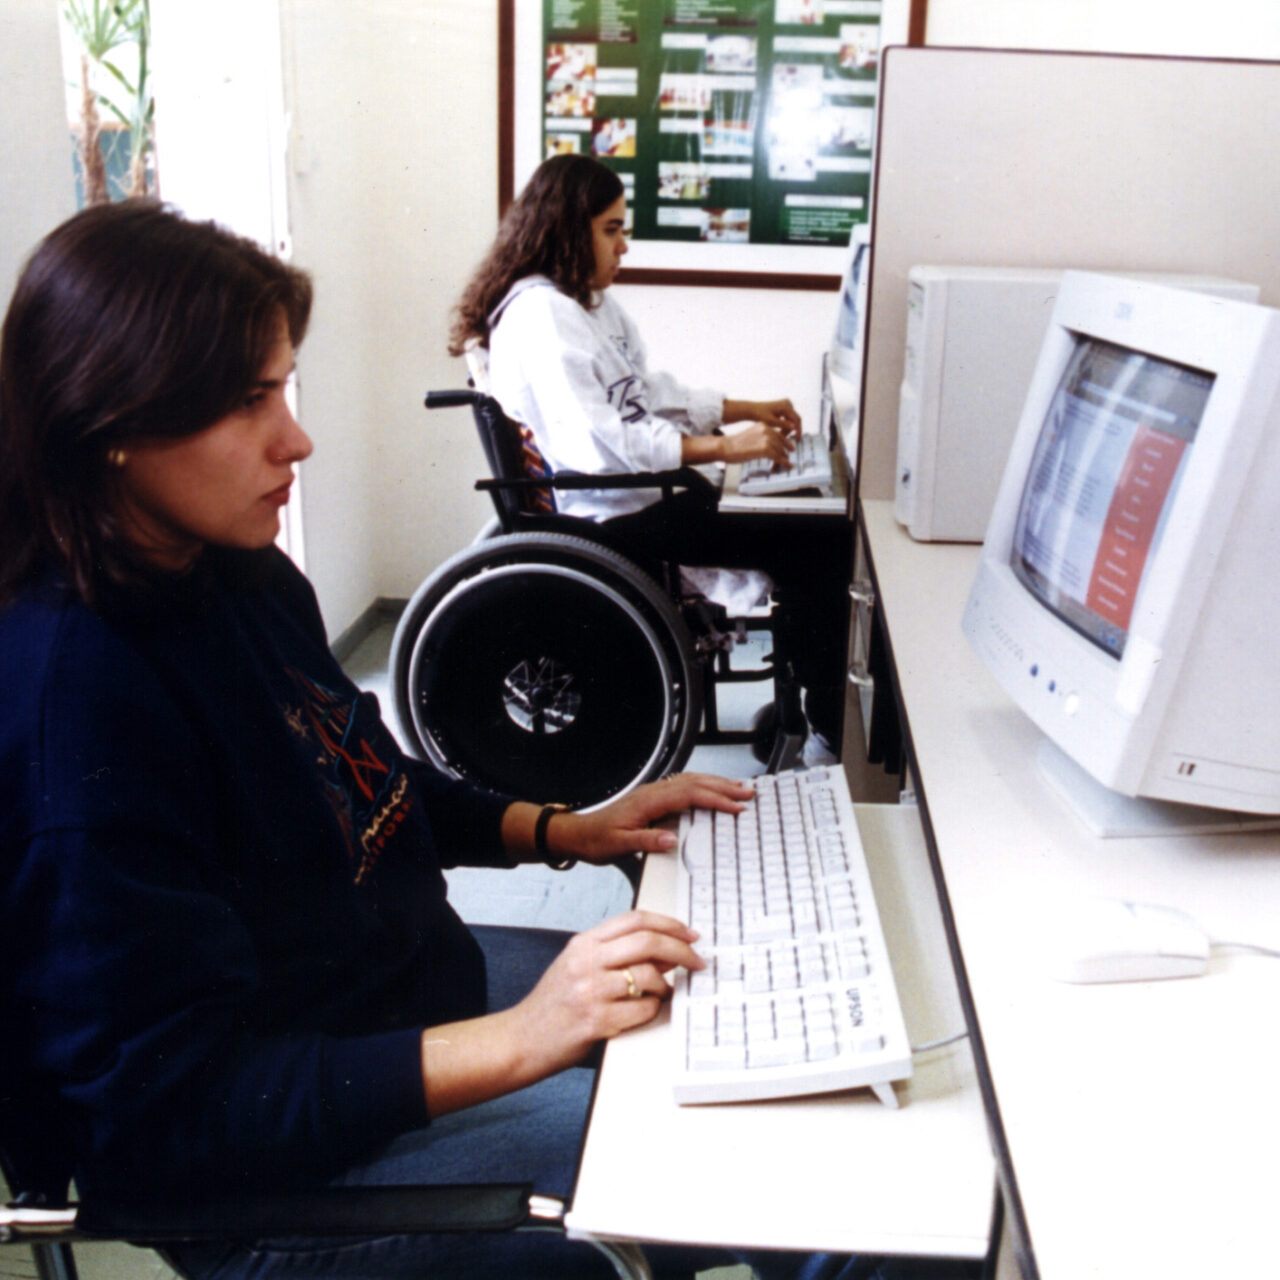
[107,448,127,467]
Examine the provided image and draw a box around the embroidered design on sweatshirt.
[282,669,413,885]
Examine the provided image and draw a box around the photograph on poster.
[777,0,823,24]
[658,161,712,199]
[707,208,752,241]
[707,35,759,73]
[546,42,597,80]
[839,24,879,70]
[703,119,756,156]
[593,117,638,156]
[659,74,714,112]
[546,81,595,116]
[821,104,874,151]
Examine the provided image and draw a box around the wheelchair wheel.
[391,533,703,809]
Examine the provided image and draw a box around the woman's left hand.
[558,772,753,863]
[752,399,803,435]
[723,397,803,437]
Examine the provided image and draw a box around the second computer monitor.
[964,271,1280,825]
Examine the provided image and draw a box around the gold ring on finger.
[622,967,641,999]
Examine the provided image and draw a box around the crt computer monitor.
[829,222,871,384]
[963,271,1280,831]
[823,224,871,460]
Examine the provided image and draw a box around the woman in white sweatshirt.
[450,154,850,752]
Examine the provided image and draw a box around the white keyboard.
[671,767,913,1107]
[738,431,834,496]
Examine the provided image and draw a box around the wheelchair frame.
[388,389,805,810]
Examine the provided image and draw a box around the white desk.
[859,499,1280,1280]
[566,803,995,1260]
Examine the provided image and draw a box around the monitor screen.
[1010,336,1213,659]
[829,224,870,382]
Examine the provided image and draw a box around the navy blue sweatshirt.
[0,549,514,1206]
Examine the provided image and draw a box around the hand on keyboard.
[422,904,710,1114]
[546,771,754,863]
[718,422,796,468]
[738,432,834,496]
[513,908,706,1074]
[722,396,803,436]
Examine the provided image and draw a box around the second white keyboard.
[738,431,834,496]
[671,767,913,1106]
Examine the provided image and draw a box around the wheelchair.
[389,389,808,810]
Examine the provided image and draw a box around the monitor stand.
[1036,741,1280,839]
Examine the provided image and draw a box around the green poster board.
[540,0,881,252]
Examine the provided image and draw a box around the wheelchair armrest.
[16,1182,544,1246]
[477,466,719,498]
[424,389,479,409]
[551,467,717,493]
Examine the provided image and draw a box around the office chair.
[0,1015,654,1280]
[389,389,807,810]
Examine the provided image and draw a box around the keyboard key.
[743,910,794,943]
[689,1042,748,1071]
[751,1036,807,1068]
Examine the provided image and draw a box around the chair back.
[0,1061,76,1207]
[459,346,557,521]
[470,395,557,521]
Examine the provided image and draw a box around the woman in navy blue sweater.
[0,202,951,1280]
[0,201,747,1277]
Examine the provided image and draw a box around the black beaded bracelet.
[535,803,576,869]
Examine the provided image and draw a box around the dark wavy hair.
[449,154,624,355]
[0,199,313,608]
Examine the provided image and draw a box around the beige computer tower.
[894,267,1260,543]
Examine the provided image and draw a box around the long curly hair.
[0,199,312,608]
[449,155,624,355]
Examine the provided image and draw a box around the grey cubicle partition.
[861,47,1280,503]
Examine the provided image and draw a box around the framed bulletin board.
[499,0,927,288]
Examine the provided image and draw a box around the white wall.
[613,284,833,431]
[281,0,500,636]
[150,0,290,256]
[0,4,77,301]
[925,0,1280,58]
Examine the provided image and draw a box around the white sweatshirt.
[487,275,724,520]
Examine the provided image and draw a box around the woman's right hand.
[716,423,795,467]
[515,910,704,1074]
[420,910,704,1116]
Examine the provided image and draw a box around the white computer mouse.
[1046,897,1210,984]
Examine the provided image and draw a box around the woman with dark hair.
[451,152,625,345]
[0,200,840,1280]
[451,153,801,505]
[0,198,977,1280]
[0,198,314,607]
[452,153,851,753]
